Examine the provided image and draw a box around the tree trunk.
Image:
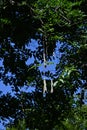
[51,79,53,93]
[43,36,47,94]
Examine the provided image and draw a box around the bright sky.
[0,40,61,129]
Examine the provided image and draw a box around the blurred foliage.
[6,105,87,130]
[0,0,87,129]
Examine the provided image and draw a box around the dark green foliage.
[0,0,87,129]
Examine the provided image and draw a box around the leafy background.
[0,0,87,129]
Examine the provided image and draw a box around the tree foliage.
[0,0,87,129]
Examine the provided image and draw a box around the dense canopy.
[0,0,87,129]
